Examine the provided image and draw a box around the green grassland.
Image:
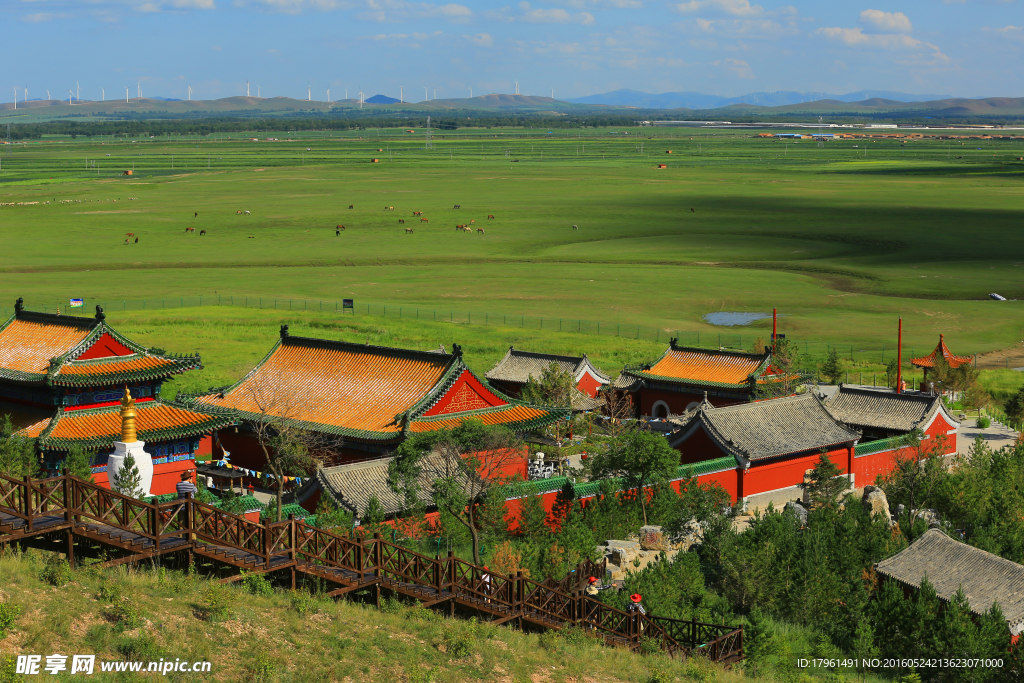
[1,127,1023,385]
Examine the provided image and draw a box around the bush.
[115,632,165,661]
[442,618,487,658]
[977,416,992,428]
[639,636,662,655]
[242,650,275,683]
[112,598,143,630]
[0,603,21,639]
[406,666,438,683]
[241,571,274,597]
[97,581,122,603]
[0,655,16,683]
[201,585,231,622]
[380,595,402,614]
[289,590,320,616]
[40,554,71,586]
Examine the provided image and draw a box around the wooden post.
[23,476,33,532]
[897,317,903,394]
[448,551,456,617]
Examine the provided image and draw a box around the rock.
[606,540,641,568]
[862,486,892,524]
[914,508,942,527]
[639,525,669,551]
[785,500,808,527]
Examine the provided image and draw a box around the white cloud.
[815,26,948,62]
[987,25,1024,41]
[357,0,472,21]
[465,32,494,46]
[240,0,354,13]
[518,3,595,24]
[22,12,68,21]
[859,9,911,33]
[676,0,763,17]
[713,57,753,78]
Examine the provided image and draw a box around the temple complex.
[616,339,774,417]
[0,299,230,494]
[187,326,569,472]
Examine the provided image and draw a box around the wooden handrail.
[2,475,742,663]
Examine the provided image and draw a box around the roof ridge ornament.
[120,385,137,443]
[95,305,105,322]
[14,298,24,314]
[280,325,289,339]
[669,337,678,350]
[452,343,463,359]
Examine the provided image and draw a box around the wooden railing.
[0,475,743,664]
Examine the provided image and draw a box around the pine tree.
[0,414,39,478]
[821,346,843,385]
[800,451,849,510]
[62,445,93,480]
[516,483,549,541]
[112,450,144,499]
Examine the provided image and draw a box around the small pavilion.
[911,335,973,384]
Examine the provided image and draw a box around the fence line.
[10,295,922,367]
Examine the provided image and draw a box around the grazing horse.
[248,235,255,239]
[236,210,242,215]
[413,211,423,216]
[348,204,354,209]
[185,227,195,233]
[200,230,206,236]
[126,232,134,237]
[399,219,405,224]
[337,225,346,231]
[134,237,139,244]
[470,220,475,224]
[420,218,429,223]
[194,212,198,218]
[690,208,694,213]
[405,227,414,234]
[336,229,340,236]
[572,225,578,230]
[453,204,461,209]
[477,227,485,234]
[487,215,495,219]
[244,210,251,215]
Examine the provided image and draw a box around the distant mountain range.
[566,89,959,109]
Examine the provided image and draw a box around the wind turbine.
[126,87,129,103]
[359,91,364,109]
[101,88,104,101]
[327,88,330,103]
[12,88,16,110]
[68,90,73,106]
[24,87,27,103]
[246,80,250,97]
[551,88,554,99]
[400,86,403,104]
[47,89,50,101]
[137,81,141,98]
[515,80,519,95]
[257,85,260,97]
[423,86,427,102]
[469,87,472,98]
[433,88,436,100]
[187,85,192,101]
[76,81,79,101]
[307,85,311,102]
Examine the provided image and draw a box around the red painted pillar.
[847,445,855,488]
[736,466,745,503]
[897,318,903,394]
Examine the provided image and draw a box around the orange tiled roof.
[31,400,232,450]
[197,337,453,437]
[56,355,186,383]
[0,317,94,377]
[190,334,570,441]
[911,335,973,369]
[630,346,771,389]
[410,405,552,432]
[0,308,200,385]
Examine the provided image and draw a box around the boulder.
[785,500,808,527]
[606,540,641,568]
[914,508,942,527]
[639,525,669,551]
[862,486,892,524]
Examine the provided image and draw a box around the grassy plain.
[1,127,1023,385]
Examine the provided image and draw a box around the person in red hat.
[627,593,646,635]
[585,576,600,597]
[481,565,492,603]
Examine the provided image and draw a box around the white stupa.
[105,387,154,497]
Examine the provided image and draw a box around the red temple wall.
[742,445,852,499]
[92,459,195,497]
[422,370,506,417]
[576,371,603,398]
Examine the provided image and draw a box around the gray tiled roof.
[669,393,860,462]
[876,529,1024,635]
[316,454,471,518]
[825,385,956,433]
[611,373,644,392]
[485,347,610,385]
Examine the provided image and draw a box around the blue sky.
[3,0,1022,102]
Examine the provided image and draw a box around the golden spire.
[120,386,137,443]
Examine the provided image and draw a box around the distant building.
[876,528,1024,641]
[616,341,773,417]
[485,347,610,399]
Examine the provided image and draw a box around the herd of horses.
[171,204,580,241]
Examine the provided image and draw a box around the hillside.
[0,548,742,683]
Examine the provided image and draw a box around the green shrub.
[112,598,143,630]
[288,590,320,616]
[241,571,274,597]
[380,595,402,614]
[40,553,71,586]
[406,666,438,683]
[0,655,16,683]
[442,618,482,658]
[243,650,275,683]
[97,581,122,603]
[406,604,443,624]
[639,636,662,655]
[0,603,21,639]
[557,626,594,647]
[115,632,165,661]
[647,670,674,683]
[977,416,992,428]
[202,585,231,622]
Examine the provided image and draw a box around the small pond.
[702,312,772,327]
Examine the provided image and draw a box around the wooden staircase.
[0,472,743,664]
